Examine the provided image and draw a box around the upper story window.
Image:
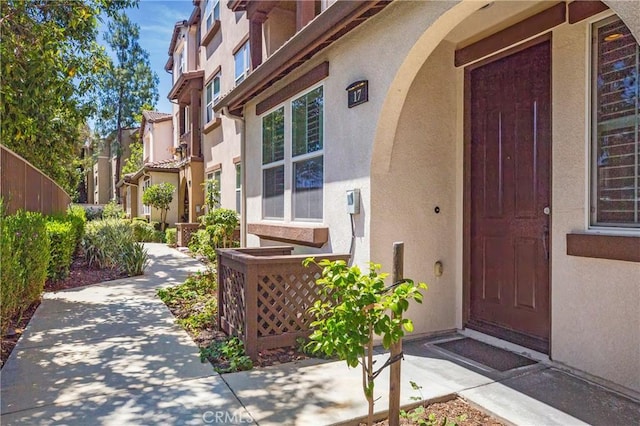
[204,0,220,31]
[234,41,250,85]
[260,86,324,221]
[176,48,186,78]
[591,17,640,229]
[205,73,220,123]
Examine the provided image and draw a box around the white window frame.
[213,72,221,104]
[206,170,221,209]
[177,48,186,77]
[259,84,325,222]
[205,82,213,123]
[206,72,221,123]
[142,178,151,216]
[235,162,242,213]
[234,41,250,85]
[261,106,286,219]
[589,16,640,231]
[204,0,220,31]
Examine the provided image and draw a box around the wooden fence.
[0,145,71,215]
[217,246,350,359]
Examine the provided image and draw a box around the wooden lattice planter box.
[216,247,350,359]
[176,222,200,247]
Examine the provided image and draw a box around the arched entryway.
[368,0,639,390]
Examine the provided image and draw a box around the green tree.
[0,0,135,194]
[96,12,158,202]
[119,103,153,175]
[142,183,175,230]
[303,259,427,426]
[122,138,143,175]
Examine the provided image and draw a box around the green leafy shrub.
[0,202,20,334]
[83,219,133,269]
[82,219,148,276]
[46,219,75,281]
[130,219,156,242]
[142,183,175,230]
[66,204,87,250]
[165,228,177,246]
[157,270,217,332]
[188,229,215,262]
[83,205,103,221]
[190,208,239,261]
[0,208,50,334]
[120,242,149,276]
[103,200,124,219]
[304,258,427,425]
[199,337,253,373]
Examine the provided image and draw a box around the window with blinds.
[262,107,285,219]
[592,17,639,227]
[292,87,323,220]
[260,86,324,221]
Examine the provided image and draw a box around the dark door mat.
[434,338,537,372]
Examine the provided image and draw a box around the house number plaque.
[346,80,368,108]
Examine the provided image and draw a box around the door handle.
[542,226,549,260]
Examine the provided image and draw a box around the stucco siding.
[240,0,640,393]
[551,18,640,393]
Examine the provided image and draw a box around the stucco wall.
[371,40,460,335]
[244,0,459,264]
[550,18,640,393]
[201,4,246,215]
[152,120,174,162]
[241,0,640,392]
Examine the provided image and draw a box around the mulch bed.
[370,397,505,426]
[1,254,128,369]
[44,255,127,292]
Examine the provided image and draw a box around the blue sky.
[101,0,195,114]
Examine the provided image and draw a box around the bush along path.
[1,206,152,369]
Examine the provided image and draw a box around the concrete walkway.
[2,243,639,425]
[1,244,250,425]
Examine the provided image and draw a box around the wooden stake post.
[389,242,403,426]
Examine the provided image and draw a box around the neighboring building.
[141,111,174,165]
[166,15,205,223]
[165,0,248,225]
[200,0,246,216]
[85,128,137,204]
[119,111,180,226]
[214,0,640,396]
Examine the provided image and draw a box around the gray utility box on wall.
[346,189,360,215]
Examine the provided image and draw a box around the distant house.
[213,0,640,396]
[85,128,137,204]
[118,111,179,226]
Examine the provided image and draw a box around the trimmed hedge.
[66,204,87,250]
[130,219,163,242]
[46,219,75,281]
[1,209,50,335]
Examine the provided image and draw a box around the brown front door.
[467,39,551,353]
